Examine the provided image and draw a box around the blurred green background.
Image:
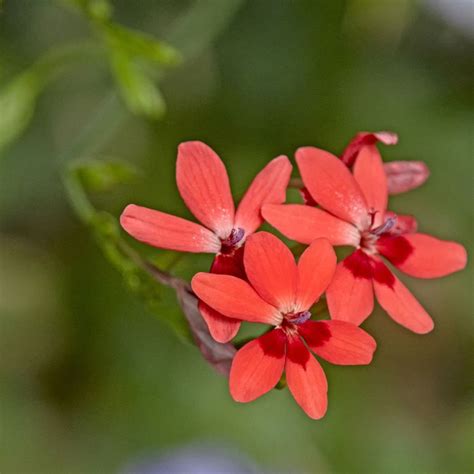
[1,1,472,473]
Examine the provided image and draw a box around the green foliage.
[73,159,138,192]
[103,23,181,66]
[68,0,181,119]
[0,41,100,156]
[0,0,180,156]
[109,50,166,119]
[0,71,40,155]
[101,23,179,119]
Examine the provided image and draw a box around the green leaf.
[0,41,101,156]
[0,71,41,155]
[73,159,138,192]
[109,50,166,119]
[103,23,181,66]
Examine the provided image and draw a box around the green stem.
[62,169,95,223]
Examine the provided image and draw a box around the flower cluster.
[120,133,466,419]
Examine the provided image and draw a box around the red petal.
[295,239,337,311]
[234,155,292,235]
[198,301,241,343]
[372,259,434,334]
[120,204,221,253]
[191,272,281,325]
[296,147,370,229]
[176,141,235,239]
[229,329,286,402]
[299,320,376,365]
[262,204,360,246]
[326,251,374,325]
[384,161,430,195]
[285,337,328,420]
[243,232,297,312]
[341,131,398,167]
[378,233,467,279]
[353,144,388,227]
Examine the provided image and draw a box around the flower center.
[279,310,311,335]
[359,215,397,254]
[286,310,312,324]
[220,227,245,254]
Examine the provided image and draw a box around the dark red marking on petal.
[299,187,318,206]
[298,321,331,348]
[211,245,246,279]
[258,328,287,359]
[372,261,395,288]
[377,235,414,266]
[287,336,311,368]
[343,250,374,280]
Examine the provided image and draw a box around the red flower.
[120,141,292,342]
[191,232,376,419]
[263,144,467,333]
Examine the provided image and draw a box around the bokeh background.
[1,1,473,473]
